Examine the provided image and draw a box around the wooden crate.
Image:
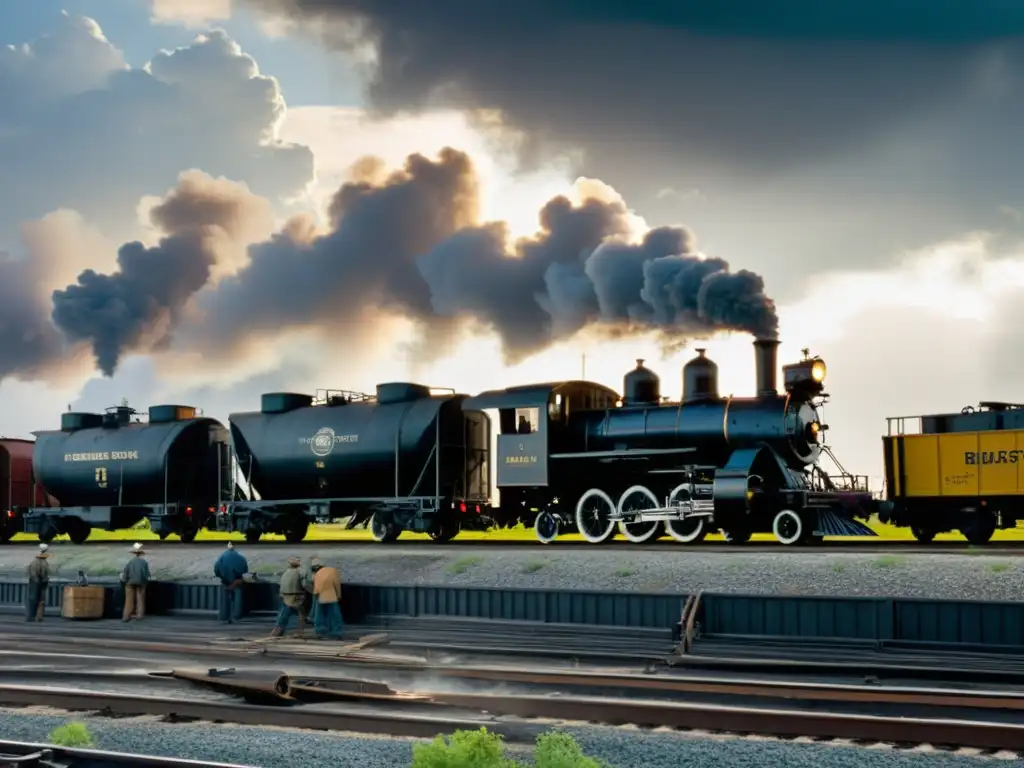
[61,585,105,620]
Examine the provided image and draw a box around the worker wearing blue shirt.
[213,542,248,623]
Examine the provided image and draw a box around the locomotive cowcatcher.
[463,338,875,545]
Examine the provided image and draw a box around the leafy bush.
[410,727,607,768]
[48,722,94,748]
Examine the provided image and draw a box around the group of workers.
[24,541,344,640]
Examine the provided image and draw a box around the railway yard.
[0,614,1022,768]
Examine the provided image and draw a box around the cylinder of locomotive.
[32,418,228,507]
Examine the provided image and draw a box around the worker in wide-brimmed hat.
[25,543,50,622]
[268,555,309,639]
[214,541,248,624]
[120,542,150,622]
[311,556,343,640]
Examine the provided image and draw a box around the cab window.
[515,407,539,434]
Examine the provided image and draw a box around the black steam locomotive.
[17,338,874,546]
[464,339,876,545]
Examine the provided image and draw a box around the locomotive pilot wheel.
[665,484,707,544]
[772,509,807,546]
[575,488,617,544]
[534,509,559,544]
[617,485,663,543]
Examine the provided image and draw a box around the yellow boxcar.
[885,431,1024,499]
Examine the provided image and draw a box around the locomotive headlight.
[811,359,827,383]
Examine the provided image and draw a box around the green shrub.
[411,727,516,768]
[49,722,94,748]
[410,727,606,768]
[535,731,608,768]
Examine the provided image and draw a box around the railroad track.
[0,666,1023,753]
[6,537,1024,553]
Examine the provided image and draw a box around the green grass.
[874,555,907,568]
[990,562,1012,573]
[10,516,1024,545]
[49,722,94,748]
[522,560,547,573]
[614,568,637,577]
[448,556,484,575]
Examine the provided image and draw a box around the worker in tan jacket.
[310,557,343,640]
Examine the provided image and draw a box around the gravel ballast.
[0,710,1019,767]
[0,542,1022,601]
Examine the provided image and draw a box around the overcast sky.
[2,0,1024,485]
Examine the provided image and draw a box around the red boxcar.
[0,438,51,542]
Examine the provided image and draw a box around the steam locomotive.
[468,338,876,545]
[16,338,875,546]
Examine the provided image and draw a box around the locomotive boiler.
[26,404,230,543]
[462,339,875,545]
[227,383,491,543]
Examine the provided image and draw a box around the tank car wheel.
[961,511,996,545]
[370,512,401,544]
[429,520,460,543]
[772,509,808,546]
[179,528,197,544]
[245,529,262,544]
[534,510,559,544]
[665,485,707,544]
[284,521,308,543]
[722,527,751,544]
[38,523,57,544]
[575,489,617,544]
[67,520,90,545]
[911,525,935,544]
[617,486,663,543]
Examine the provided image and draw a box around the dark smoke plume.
[50,171,272,375]
[51,148,776,377]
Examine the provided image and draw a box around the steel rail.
[6,538,1024,553]
[0,684,542,742]
[0,682,1021,751]
[0,739,254,768]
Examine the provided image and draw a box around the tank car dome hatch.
[149,405,198,423]
[376,382,432,405]
[623,359,661,405]
[682,348,719,403]
[61,413,103,432]
[261,393,314,414]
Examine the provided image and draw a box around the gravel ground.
[0,710,1019,767]
[1,543,1024,600]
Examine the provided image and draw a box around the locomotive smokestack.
[753,338,780,396]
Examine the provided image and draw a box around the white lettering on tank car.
[298,427,359,457]
[64,451,140,462]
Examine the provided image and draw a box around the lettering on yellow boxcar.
[505,455,539,465]
[964,450,1024,465]
[943,472,974,487]
[64,451,139,462]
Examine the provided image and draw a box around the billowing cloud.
[0,15,313,249]
[150,0,232,28]
[58,147,776,377]
[51,171,275,376]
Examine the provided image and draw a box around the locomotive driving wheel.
[665,484,707,544]
[617,486,663,543]
[575,488,617,544]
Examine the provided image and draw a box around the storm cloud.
[240,0,1024,288]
